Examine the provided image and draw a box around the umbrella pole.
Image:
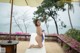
[8,0,13,43]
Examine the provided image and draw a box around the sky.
[0,2,80,34]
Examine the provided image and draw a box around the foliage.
[65,28,80,42]
[64,28,80,53]
[34,0,68,19]
[34,0,69,34]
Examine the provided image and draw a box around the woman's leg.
[28,35,43,48]
[35,35,43,48]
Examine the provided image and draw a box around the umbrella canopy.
[0,0,43,7]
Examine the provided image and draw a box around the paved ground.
[17,41,64,53]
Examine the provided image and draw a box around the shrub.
[64,28,80,53]
[65,28,80,42]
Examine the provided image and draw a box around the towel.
[25,33,46,53]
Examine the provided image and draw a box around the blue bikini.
[42,35,44,42]
[42,30,45,42]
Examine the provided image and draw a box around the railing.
[0,33,57,41]
[0,33,80,53]
[0,33,30,40]
[57,34,80,53]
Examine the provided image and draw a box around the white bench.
[25,33,46,53]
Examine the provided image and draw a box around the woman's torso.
[36,26,44,42]
[36,26,42,36]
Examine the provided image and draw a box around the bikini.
[42,30,45,42]
[42,34,44,42]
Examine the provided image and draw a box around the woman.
[29,19,44,48]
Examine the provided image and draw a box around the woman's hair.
[33,19,39,26]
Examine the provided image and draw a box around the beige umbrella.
[0,0,43,43]
[0,0,43,7]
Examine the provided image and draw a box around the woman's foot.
[28,44,34,49]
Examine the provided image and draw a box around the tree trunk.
[48,8,59,34]
[68,5,73,29]
[14,18,23,32]
[52,16,59,34]
[23,19,27,33]
[79,0,80,6]
[45,21,49,34]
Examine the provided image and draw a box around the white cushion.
[25,33,46,53]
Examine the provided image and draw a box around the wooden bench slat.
[58,34,80,53]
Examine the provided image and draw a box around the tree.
[13,12,23,32]
[79,0,80,6]
[22,19,28,33]
[13,17,23,32]
[41,15,49,34]
[13,11,31,33]
[65,0,74,29]
[56,0,74,29]
[67,3,74,29]
[34,0,66,34]
[21,11,31,33]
